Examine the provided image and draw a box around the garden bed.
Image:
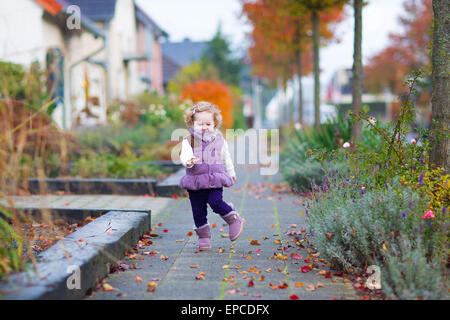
[0,210,151,299]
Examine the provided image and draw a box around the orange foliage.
[180,80,234,128]
[364,0,433,97]
[242,0,345,82]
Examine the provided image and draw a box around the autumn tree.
[180,80,234,129]
[242,0,313,126]
[364,0,433,118]
[167,60,220,95]
[430,0,449,172]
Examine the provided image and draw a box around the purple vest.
[179,130,233,191]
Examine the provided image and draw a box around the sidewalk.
[85,163,359,300]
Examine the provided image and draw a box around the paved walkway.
[85,163,359,300]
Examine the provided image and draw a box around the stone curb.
[26,166,186,197]
[14,207,151,224]
[27,178,158,195]
[0,210,150,300]
[154,166,187,197]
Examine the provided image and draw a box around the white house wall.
[0,0,108,130]
[66,31,107,128]
[0,0,45,66]
[107,0,140,101]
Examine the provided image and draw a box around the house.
[0,0,167,129]
[161,38,208,88]
[0,0,107,129]
[325,69,396,120]
[69,0,168,100]
[135,4,167,96]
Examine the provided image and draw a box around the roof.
[66,0,117,21]
[135,4,168,39]
[162,54,181,85]
[161,39,208,68]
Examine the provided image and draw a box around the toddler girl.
[178,101,245,250]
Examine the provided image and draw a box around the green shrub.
[307,176,448,299]
[0,207,25,280]
[380,236,447,300]
[280,112,380,192]
[70,150,163,179]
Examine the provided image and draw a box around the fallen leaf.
[211,223,217,228]
[176,239,185,242]
[290,294,300,300]
[305,284,316,292]
[325,232,335,239]
[102,283,114,291]
[190,264,200,269]
[187,232,193,236]
[135,276,143,282]
[250,240,261,246]
[147,281,157,288]
[222,265,229,270]
[248,280,254,287]
[301,266,312,273]
[295,282,304,287]
[278,283,288,289]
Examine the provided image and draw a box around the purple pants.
[187,187,233,228]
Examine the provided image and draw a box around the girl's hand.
[186,157,200,167]
[231,176,237,182]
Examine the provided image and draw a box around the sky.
[137,0,406,86]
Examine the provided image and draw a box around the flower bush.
[305,71,449,299]
[280,112,378,192]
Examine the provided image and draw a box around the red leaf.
[290,294,300,300]
[301,266,311,273]
[248,280,254,287]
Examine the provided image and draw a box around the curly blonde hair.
[183,101,223,129]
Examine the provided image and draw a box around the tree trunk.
[312,11,320,131]
[430,0,449,172]
[351,0,363,142]
[296,29,304,126]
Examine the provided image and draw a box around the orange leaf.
[102,283,114,291]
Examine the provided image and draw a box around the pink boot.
[194,224,211,251]
[221,211,245,242]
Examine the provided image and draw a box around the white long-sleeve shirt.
[179,137,236,178]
